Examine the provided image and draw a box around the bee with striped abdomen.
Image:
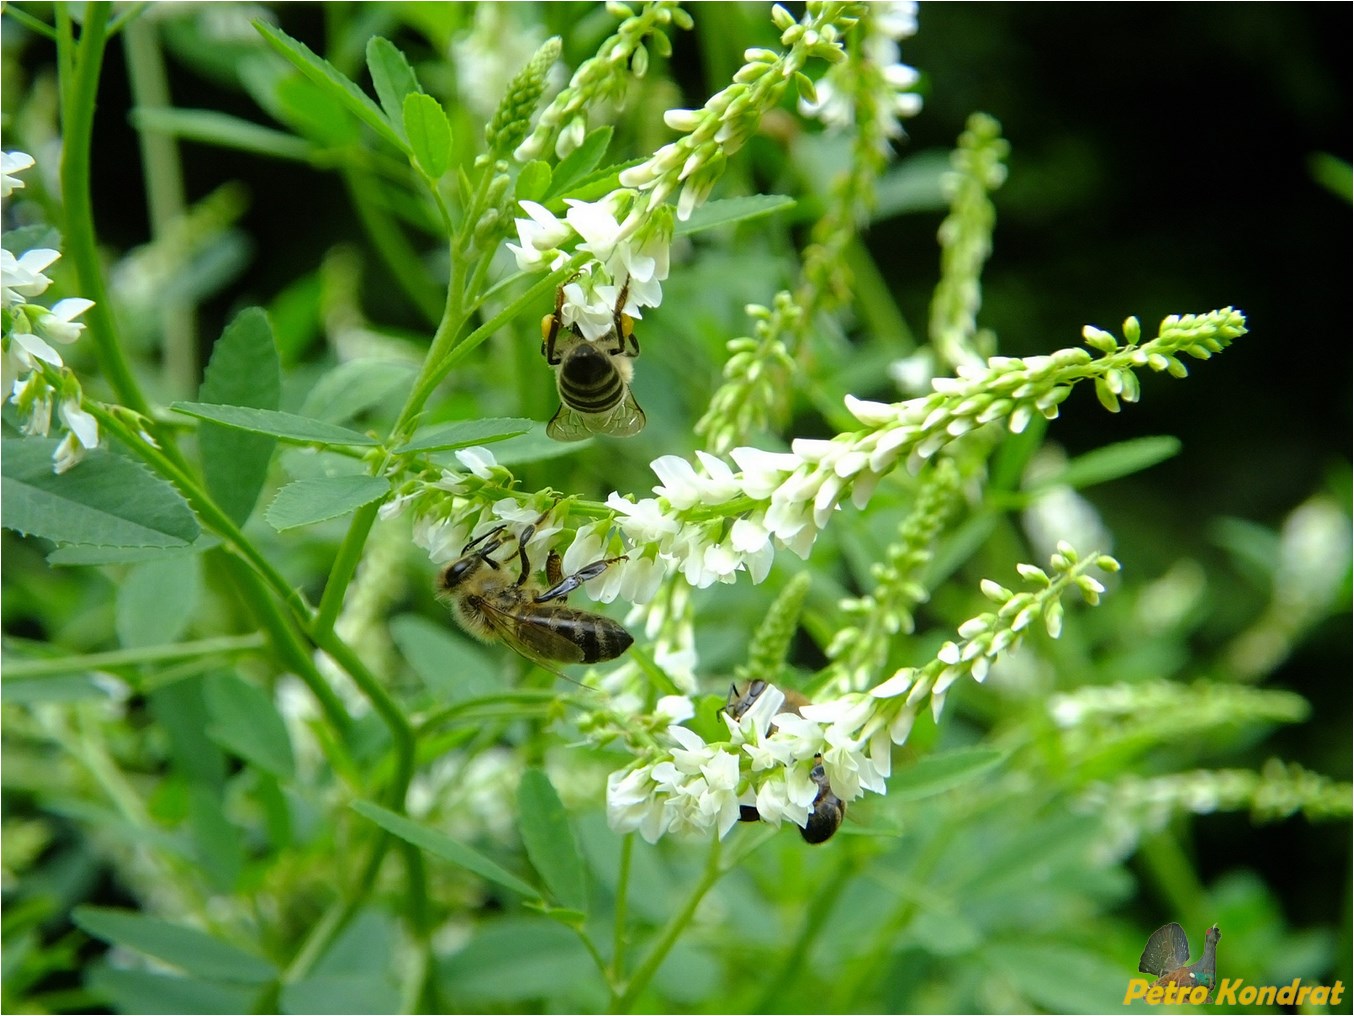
[436,518,633,666]
[542,279,647,441]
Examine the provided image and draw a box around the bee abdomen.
[560,349,624,412]
[543,607,634,663]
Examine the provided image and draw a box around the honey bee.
[542,278,646,441]
[436,519,633,666]
[725,679,846,844]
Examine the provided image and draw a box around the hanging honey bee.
[541,278,647,441]
[724,680,846,844]
[436,518,633,666]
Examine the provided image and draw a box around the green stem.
[3,634,265,679]
[613,836,726,1013]
[394,257,585,439]
[123,14,197,398]
[217,556,353,740]
[610,833,635,986]
[57,4,150,418]
[314,501,380,639]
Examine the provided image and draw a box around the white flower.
[1,247,60,307]
[606,493,681,546]
[607,767,669,843]
[565,196,627,265]
[59,398,99,450]
[1,150,35,199]
[11,374,52,436]
[454,445,497,478]
[698,751,743,838]
[655,695,695,723]
[506,201,573,270]
[35,298,95,345]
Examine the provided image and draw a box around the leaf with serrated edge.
[172,403,377,446]
[396,418,534,453]
[265,476,390,531]
[2,440,199,548]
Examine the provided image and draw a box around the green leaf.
[171,403,377,447]
[891,748,1005,800]
[516,160,552,203]
[388,614,501,700]
[984,941,1129,1013]
[72,907,275,983]
[872,150,952,219]
[198,308,281,526]
[1,673,109,704]
[675,194,796,236]
[476,425,592,466]
[265,476,390,531]
[299,359,416,425]
[281,973,402,1016]
[203,673,296,780]
[130,108,316,163]
[395,417,535,453]
[186,781,245,894]
[1029,435,1182,494]
[366,37,422,134]
[47,535,221,566]
[545,126,612,199]
[87,967,264,1016]
[517,770,586,911]
[437,919,600,1006]
[116,557,202,648]
[404,92,452,179]
[351,801,539,898]
[1,440,200,548]
[253,21,406,153]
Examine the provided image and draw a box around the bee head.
[437,551,495,595]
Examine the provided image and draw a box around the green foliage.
[1,4,1347,1016]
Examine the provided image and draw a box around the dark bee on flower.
[724,679,846,844]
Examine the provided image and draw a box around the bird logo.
[1138,923,1222,1002]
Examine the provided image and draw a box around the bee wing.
[476,596,587,664]
[546,403,595,442]
[596,389,646,438]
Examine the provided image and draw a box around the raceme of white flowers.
[1,149,99,473]
[507,1,873,346]
[798,0,923,145]
[606,543,1119,843]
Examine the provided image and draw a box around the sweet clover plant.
[2,3,1348,1013]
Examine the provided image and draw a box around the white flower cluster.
[605,544,1115,842]
[2,150,99,473]
[507,191,671,341]
[607,681,889,843]
[798,0,923,145]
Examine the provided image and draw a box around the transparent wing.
[545,390,646,440]
[475,595,586,664]
[546,403,595,442]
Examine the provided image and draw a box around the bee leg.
[607,276,632,356]
[462,523,509,557]
[514,524,537,586]
[543,284,567,364]
[534,555,627,603]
